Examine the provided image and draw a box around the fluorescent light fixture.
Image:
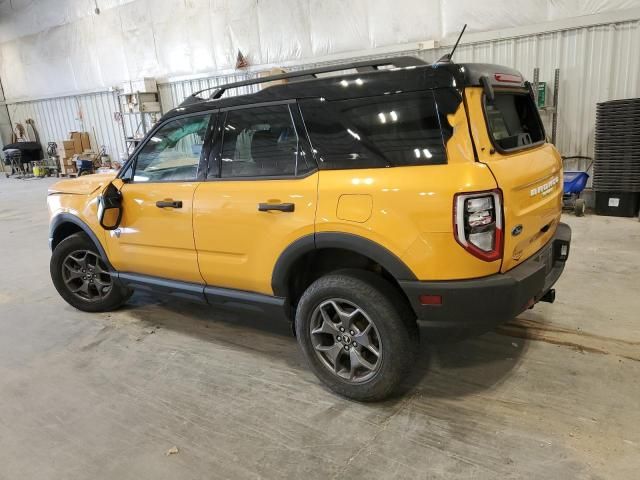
[422,149,432,158]
[378,112,386,123]
[347,129,361,141]
[355,78,363,85]
[340,80,349,87]
[414,148,420,158]
[389,111,398,121]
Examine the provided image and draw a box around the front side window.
[133,114,211,182]
[484,92,545,151]
[219,104,307,178]
[300,91,446,170]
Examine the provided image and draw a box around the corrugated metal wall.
[5,18,639,169]
[431,19,640,172]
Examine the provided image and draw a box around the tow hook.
[540,289,556,304]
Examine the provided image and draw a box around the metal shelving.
[117,90,162,154]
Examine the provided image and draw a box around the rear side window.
[218,104,310,178]
[484,92,545,151]
[300,91,446,169]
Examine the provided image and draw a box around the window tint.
[300,91,446,170]
[485,93,544,151]
[134,114,210,182]
[219,105,301,178]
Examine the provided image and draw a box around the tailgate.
[484,145,562,271]
[464,87,563,272]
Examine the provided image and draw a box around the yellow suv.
[48,57,571,401]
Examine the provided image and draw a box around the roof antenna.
[437,24,467,63]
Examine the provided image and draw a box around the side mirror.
[97,182,123,230]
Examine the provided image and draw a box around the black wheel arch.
[272,232,417,299]
[49,213,114,271]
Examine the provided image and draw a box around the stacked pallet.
[594,98,640,217]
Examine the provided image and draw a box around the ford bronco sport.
[48,57,571,401]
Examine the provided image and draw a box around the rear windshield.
[484,92,545,151]
[300,91,446,170]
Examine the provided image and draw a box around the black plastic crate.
[595,191,640,217]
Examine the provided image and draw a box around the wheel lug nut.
[339,327,345,332]
[344,345,349,350]
[350,330,355,335]
[336,335,342,341]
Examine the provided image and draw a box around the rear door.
[192,102,318,296]
[464,87,563,272]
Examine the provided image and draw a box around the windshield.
[484,92,545,151]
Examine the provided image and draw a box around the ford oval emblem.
[512,224,523,236]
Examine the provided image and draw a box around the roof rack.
[180,56,426,106]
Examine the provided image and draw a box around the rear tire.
[295,270,418,401]
[50,232,130,312]
[574,198,586,216]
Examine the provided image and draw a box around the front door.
[193,103,318,295]
[104,112,214,283]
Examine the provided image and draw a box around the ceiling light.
[378,112,386,123]
[389,111,398,122]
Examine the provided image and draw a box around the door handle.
[156,200,183,208]
[258,202,295,212]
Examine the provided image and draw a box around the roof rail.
[180,56,426,106]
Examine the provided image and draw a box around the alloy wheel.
[62,250,112,301]
[309,298,382,383]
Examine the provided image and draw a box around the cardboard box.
[80,132,91,152]
[70,132,83,154]
[122,78,157,94]
[131,78,157,93]
[140,101,161,113]
[60,161,76,175]
[259,67,288,90]
[62,140,75,151]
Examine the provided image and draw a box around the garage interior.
[1,1,639,479]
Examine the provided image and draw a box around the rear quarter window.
[299,91,446,169]
[484,92,545,152]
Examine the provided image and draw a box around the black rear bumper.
[399,222,571,337]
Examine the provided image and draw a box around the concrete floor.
[0,176,638,480]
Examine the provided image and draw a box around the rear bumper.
[399,222,572,337]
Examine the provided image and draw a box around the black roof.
[164,57,525,120]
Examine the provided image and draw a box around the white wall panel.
[4,0,640,100]
[3,16,639,171]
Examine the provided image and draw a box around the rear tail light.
[454,190,503,262]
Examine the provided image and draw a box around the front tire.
[295,270,418,401]
[50,232,130,312]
